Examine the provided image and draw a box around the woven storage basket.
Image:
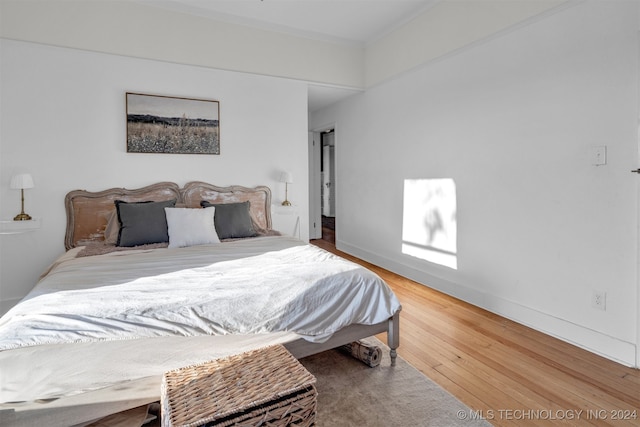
[161,345,317,427]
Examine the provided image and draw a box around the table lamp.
[279,171,293,206]
[10,173,34,221]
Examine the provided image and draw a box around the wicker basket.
[161,345,317,427]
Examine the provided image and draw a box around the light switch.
[589,146,607,166]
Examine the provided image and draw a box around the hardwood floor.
[310,238,640,427]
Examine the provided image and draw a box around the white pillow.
[165,207,220,248]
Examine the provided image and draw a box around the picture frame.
[126,92,220,154]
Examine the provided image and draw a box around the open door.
[322,144,335,217]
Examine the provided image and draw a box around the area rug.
[91,338,491,426]
[299,338,491,427]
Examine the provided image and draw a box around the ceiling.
[140,0,439,111]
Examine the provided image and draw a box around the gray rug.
[299,338,492,427]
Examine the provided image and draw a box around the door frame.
[308,131,321,239]
[636,28,640,368]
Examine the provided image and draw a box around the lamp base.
[13,213,32,221]
[281,200,292,206]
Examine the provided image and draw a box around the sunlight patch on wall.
[402,178,457,269]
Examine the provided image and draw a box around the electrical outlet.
[589,146,607,166]
[592,291,606,311]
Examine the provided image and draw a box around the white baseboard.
[337,239,638,368]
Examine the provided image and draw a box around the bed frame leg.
[387,311,400,366]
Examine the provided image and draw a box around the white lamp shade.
[10,174,34,190]
[279,171,293,184]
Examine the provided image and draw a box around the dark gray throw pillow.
[200,200,257,239]
[115,199,177,247]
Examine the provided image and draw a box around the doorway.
[321,130,335,244]
[308,127,336,243]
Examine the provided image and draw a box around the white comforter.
[0,236,400,403]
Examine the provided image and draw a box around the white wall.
[0,39,310,312]
[311,1,639,366]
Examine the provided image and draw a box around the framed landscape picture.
[126,93,220,154]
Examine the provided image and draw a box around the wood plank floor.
[310,238,640,427]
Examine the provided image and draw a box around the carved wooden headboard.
[64,181,273,250]
[181,181,272,230]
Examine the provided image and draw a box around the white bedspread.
[0,236,400,404]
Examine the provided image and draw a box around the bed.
[0,181,401,426]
